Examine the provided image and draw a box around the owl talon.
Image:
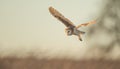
[79,38,82,41]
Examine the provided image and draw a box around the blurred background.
[0,0,120,69]
[0,0,104,60]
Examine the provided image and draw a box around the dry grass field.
[0,57,120,69]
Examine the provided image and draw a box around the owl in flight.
[49,7,96,41]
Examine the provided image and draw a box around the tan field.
[0,57,120,69]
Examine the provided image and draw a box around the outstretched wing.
[76,20,96,29]
[49,7,75,27]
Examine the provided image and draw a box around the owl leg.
[78,34,82,41]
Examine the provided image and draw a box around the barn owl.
[49,7,96,41]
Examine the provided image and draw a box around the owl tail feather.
[78,30,85,35]
[80,31,85,34]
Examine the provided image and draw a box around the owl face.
[65,28,73,36]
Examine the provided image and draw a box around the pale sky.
[0,0,105,58]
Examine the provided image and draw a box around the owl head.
[65,27,73,36]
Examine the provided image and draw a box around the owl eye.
[67,30,71,33]
[67,30,72,35]
[67,30,70,33]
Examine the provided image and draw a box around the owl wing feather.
[76,20,96,29]
[49,7,75,28]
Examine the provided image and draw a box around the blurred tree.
[87,0,120,53]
